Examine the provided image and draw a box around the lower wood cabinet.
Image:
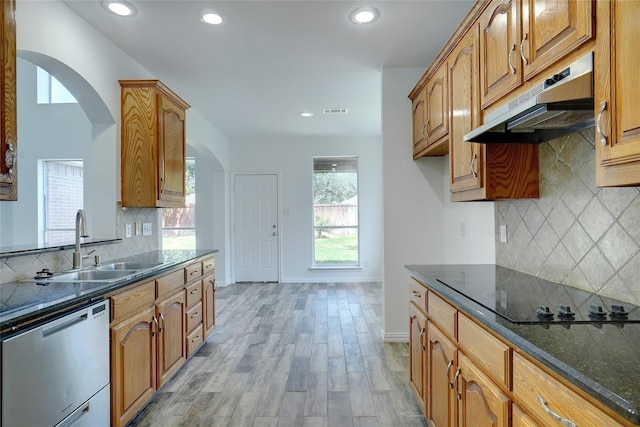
[155,290,186,388]
[203,271,216,338]
[109,255,215,427]
[409,303,427,413]
[456,352,510,427]
[409,276,629,427]
[110,306,157,427]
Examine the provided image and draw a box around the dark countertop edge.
[0,238,123,258]
[0,249,218,334]
[405,264,640,425]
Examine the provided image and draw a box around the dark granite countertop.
[0,249,218,334]
[406,264,640,425]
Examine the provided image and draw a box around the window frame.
[162,157,196,250]
[311,156,360,268]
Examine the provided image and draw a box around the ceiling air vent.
[323,108,349,115]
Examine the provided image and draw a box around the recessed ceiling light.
[102,0,136,17]
[350,6,379,24]
[301,112,314,118]
[201,11,225,25]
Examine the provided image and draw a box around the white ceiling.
[62,1,474,140]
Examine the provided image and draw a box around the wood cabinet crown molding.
[1,0,17,201]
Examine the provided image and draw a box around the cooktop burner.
[435,266,640,325]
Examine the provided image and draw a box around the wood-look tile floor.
[128,282,426,427]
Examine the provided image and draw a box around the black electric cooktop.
[435,266,640,325]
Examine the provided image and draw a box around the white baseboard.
[381,330,409,343]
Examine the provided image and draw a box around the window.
[42,160,84,246]
[313,157,359,266]
[37,66,77,104]
[162,157,196,249]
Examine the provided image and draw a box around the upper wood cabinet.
[449,25,539,201]
[520,0,593,81]
[411,87,428,158]
[479,0,522,110]
[480,0,593,110]
[410,62,449,158]
[0,0,17,201]
[595,0,640,187]
[120,80,189,208]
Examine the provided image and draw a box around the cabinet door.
[521,0,593,81]
[457,353,510,427]
[0,0,17,201]
[156,290,186,387]
[203,273,216,337]
[157,93,186,205]
[427,322,457,427]
[426,63,449,149]
[412,87,428,158]
[111,306,157,427]
[479,0,521,109]
[449,26,484,196]
[409,304,427,411]
[595,0,640,187]
[512,404,540,427]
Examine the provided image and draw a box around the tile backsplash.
[496,128,640,305]
[0,207,160,284]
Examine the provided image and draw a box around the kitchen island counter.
[407,264,640,425]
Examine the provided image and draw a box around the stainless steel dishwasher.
[1,300,110,427]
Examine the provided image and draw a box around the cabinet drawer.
[184,262,202,283]
[186,324,204,357]
[185,281,202,308]
[409,278,427,313]
[513,352,624,427]
[202,257,215,275]
[156,269,185,300]
[110,281,155,324]
[458,313,510,388]
[427,290,457,339]
[186,302,203,334]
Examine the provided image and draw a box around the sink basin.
[95,261,166,271]
[46,269,135,282]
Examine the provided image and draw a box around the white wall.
[381,67,495,341]
[229,136,383,283]
[11,1,231,285]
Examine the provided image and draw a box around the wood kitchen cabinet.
[427,321,457,427]
[595,0,640,187]
[456,352,510,427]
[479,0,593,110]
[409,275,632,427]
[410,62,449,158]
[120,80,189,208]
[479,0,522,110]
[449,25,539,201]
[520,0,593,81]
[155,289,186,387]
[409,303,427,413]
[202,256,216,338]
[1,0,17,201]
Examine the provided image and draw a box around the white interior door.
[233,174,279,282]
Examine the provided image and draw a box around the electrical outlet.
[135,223,142,236]
[143,223,152,236]
[500,224,508,243]
[125,223,132,238]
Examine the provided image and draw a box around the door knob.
[272,232,277,236]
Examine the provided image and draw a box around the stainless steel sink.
[95,261,166,271]
[46,269,135,282]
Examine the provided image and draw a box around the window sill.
[309,266,363,271]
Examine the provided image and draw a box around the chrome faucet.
[73,209,89,269]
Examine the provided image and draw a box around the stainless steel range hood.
[464,53,594,144]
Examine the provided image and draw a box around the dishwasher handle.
[57,400,90,427]
[42,312,88,337]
